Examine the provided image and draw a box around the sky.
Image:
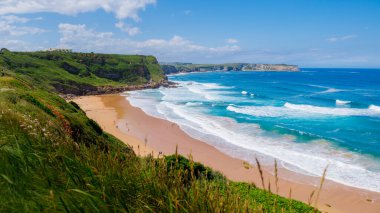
[0,0,379,67]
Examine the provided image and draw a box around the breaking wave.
[227,103,380,118]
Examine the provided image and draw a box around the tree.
[0,48,10,54]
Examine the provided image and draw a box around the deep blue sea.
[127,68,380,192]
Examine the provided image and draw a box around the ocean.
[127,68,380,193]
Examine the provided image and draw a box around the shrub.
[88,118,103,135]
[165,154,223,181]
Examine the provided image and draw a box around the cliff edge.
[160,62,299,74]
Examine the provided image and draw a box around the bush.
[69,101,81,110]
[88,118,103,135]
[165,154,223,181]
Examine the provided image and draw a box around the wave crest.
[317,88,346,94]
[284,102,380,117]
[227,103,380,118]
[369,104,380,112]
[336,99,351,105]
[185,102,203,106]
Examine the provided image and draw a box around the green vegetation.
[0,51,315,212]
[160,63,245,74]
[0,50,165,95]
[160,62,299,74]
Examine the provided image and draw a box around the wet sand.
[73,94,380,213]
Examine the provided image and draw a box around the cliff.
[242,64,299,72]
[160,63,299,74]
[0,50,166,95]
[0,53,314,212]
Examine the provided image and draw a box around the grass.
[0,50,165,95]
[0,56,317,212]
[161,63,246,74]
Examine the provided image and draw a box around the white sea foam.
[306,85,348,94]
[319,88,345,94]
[284,102,380,117]
[185,102,203,106]
[202,82,234,89]
[227,103,380,118]
[336,99,351,105]
[307,84,329,89]
[172,81,236,102]
[176,81,232,89]
[127,81,380,193]
[369,104,380,112]
[227,105,292,117]
[126,91,165,119]
[154,101,380,193]
[241,91,248,95]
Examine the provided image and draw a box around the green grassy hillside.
[0,49,165,95]
[0,52,316,212]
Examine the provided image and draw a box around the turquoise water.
[127,68,380,192]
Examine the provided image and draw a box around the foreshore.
[73,94,380,213]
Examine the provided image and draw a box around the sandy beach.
[73,94,380,213]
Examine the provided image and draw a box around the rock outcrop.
[160,63,299,74]
[242,64,299,72]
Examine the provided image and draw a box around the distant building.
[45,48,73,53]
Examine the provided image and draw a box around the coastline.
[73,94,380,213]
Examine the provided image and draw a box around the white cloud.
[327,34,357,43]
[57,23,241,61]
[0,38,46,51]
[0,15,46,36]
[0,39,28,47]
[1,15,29,23]
[229,47,376,67]
[58,23,113,50]
[0,0,156,20]
[226,38,238,44]
[341,34,357,41]
[327,37,338,42]
[184,10,192,15]
[115,21,141,36]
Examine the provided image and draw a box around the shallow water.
[127,68,380,193]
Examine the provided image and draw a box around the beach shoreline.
[73,94,380,213]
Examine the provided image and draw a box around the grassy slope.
[0,50,165,95]
[0,54,315,212]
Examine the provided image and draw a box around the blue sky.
[0,0,379,67]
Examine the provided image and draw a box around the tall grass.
[0,76,317,212]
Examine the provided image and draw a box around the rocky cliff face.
[161,65,178,74]
[160,63,299,74]
[242,64,299,71]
